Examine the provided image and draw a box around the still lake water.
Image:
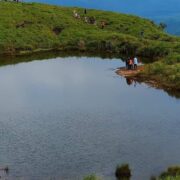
[0,56,179,180]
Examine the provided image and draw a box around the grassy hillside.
[0,1,179,90]
[0,1,178,56]
[28,0,180,36]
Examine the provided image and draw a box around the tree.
[159,22,167,30]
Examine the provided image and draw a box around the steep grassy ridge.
[0,1,177,56]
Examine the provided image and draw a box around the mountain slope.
[0,1,177,56]
[26,0,180,35]
[26,0,180,16]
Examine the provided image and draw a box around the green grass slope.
[0,1,178,56]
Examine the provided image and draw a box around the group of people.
[73,9,88,20]
[73,9,97,25]
[73,9,106,28]
[125,57,138,70]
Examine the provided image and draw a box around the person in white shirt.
[134,57,138,69]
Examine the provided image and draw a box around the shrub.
[148,62,166,75]
[139,44,170,58]
[160,166,180,178]
[78,40,86,50]
[152,166,180,180]
[115,164,131,180]
[83,175,101,180]
[164,53,180,65]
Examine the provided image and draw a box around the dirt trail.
[116,66,144,77]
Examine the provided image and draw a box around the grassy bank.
[152,166,180,180]
[137,53,180,91]
[0,1,180,90]
[82,165,180,180]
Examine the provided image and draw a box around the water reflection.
[123,76,180,99]
[0,52,179,99]
[0,166,9,179]
[126,77,137,87]
[0,51,122,67]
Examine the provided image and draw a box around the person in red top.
[129,58,133,70]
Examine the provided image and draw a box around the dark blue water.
[26,0,180,35]
[0,57,179,180]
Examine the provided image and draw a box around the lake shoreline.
[116,66,180,95]
[0,1,179,94]
[1,49,180,96]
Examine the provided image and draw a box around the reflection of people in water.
[126,77,133,85]
[126,77,137,87]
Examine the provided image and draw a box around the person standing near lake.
[134,57,138,70]
[125,58,129,69]
[129,58,133,70]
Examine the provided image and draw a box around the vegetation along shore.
[83,165,180,180]
[0,1,180,91]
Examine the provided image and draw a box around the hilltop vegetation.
[0,1,179,91]
[0,1,178,56]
